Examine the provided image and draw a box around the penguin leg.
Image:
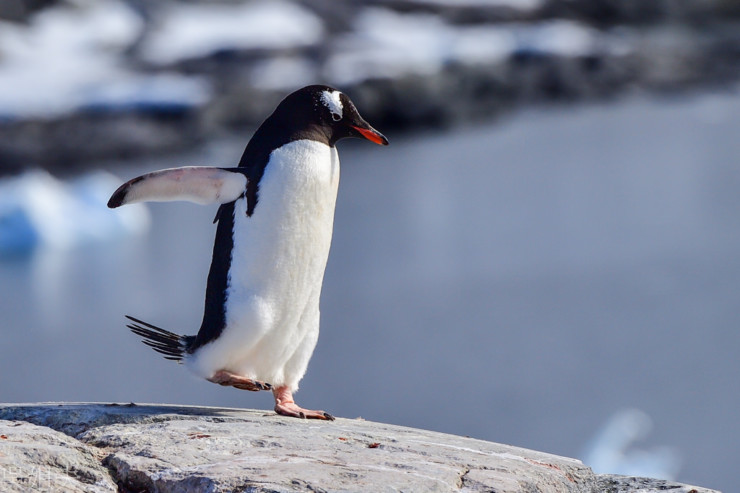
[272,386,334,421]
[207,370,271,392]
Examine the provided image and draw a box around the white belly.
[186,139,340,389]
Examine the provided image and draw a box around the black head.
[265,85,389,148]
[237,85,388,215]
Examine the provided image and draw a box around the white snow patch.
[140,1,325,65]
[0,0,210,118]
[406,0,543,9]
[82,74,211,110]
[324,9,597,86]
[518,20,596,58]
[248,57,317,91]
[324,9,453,85]
[320,90,343,120]
[455,26,517,64]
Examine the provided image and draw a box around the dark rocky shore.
[0,403,720,492]
[1,0,739,172]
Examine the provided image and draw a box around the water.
[2,90,738,491]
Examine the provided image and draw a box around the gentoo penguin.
[108,85,387,420]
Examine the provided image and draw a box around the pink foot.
[207,370,271,392]
[273,386,334,420]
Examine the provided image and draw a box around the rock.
[0,419,116,492]
[0,403,719,492]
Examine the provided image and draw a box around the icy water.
[2,91,739,491]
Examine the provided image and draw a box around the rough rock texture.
[0,403,718,493]
[0,419,116,492]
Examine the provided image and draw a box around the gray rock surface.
[0,403,718,492]
[0,419,116,492]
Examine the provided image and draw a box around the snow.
[325,9,455,85]
[0,0,211,118]
[248,57,318,91]
[140,1,325,65]
[0,0,608,116]
[406,0,544,9]
[324,9,597,86]
[0,170,150,254]
[454,27,518,64]
[517,20,597,58]
[81,74,211,112]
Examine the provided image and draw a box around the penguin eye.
[331,113,341,122]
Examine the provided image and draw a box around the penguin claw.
[274,402,335,420]
[275,404,336,421]
[272,385,335,420]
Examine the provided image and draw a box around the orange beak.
[352,125,389,146]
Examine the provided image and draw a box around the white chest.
[227,139,340,306]
[185,141,340,385]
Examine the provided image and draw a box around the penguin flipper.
[107,167,247,208]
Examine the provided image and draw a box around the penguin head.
[272,85,389,147]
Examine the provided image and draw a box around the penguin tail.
[125,316,192,363]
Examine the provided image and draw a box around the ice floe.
[581,408,681,480]
[0,170,150,255]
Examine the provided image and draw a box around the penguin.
[108,85,388,420]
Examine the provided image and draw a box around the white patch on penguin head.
[320,90,343,121]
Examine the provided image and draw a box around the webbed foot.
[207,370,272,392]
[273,386,334,420]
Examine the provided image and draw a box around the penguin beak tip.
[352,125,389,146]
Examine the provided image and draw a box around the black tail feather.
[125,315,190,363]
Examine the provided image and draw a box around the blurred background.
[1,0,738,490]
